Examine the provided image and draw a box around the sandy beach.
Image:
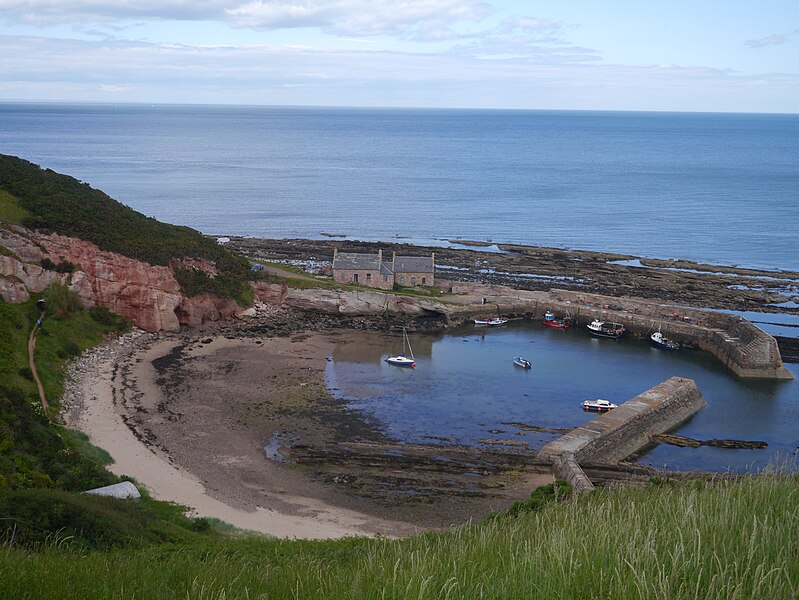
[64,328,423,538]
[64,320,551,539]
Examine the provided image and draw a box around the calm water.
[2,103,798,271]
[326,324,798,473]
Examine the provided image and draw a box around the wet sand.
[64,325,551,539]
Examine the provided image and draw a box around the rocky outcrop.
[251,282,450,318]
[0,225,240,332]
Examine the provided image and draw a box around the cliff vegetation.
[0,154,253,303]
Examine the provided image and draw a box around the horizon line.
[1,98,797,117]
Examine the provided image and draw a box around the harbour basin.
[325,321,798,473]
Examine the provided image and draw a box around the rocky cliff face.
[0,225,240,332]
[251,282,451,318]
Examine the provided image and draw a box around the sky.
[0,1,797,112]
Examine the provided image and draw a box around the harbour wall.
[251,278,791,380]
[538,377,707,493]
[538,377,706,465]
[443,282,792,380]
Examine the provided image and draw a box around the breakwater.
[442,282,792,380]
[250,279,792,380]
[538,377,707,493]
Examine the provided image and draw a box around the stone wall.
[539,290,791,380]
[332,268,393,290]
[437,283,790,380]
[538,377,707,465]
[395,271,434,287]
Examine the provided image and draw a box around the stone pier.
[537,377,707,493]
[443,283,793,380]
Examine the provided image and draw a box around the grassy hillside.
[0,290,128,491]
[0,154,253,303]
[0,290,220,550]
[1,474,797,599]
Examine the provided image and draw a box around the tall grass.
[1,473,796,599]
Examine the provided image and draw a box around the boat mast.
[404,328,415,360]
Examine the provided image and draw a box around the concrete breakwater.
[538,377,707,493]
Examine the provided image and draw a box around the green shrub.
[88,305,130,331]
[174,267,251,305]
[43,283,82,318]
[40,258,77,273]
[0,488,214,550]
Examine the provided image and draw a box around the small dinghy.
[513,356,532,369]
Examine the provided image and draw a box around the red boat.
[542,310,571,330]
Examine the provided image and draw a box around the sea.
[1,102,798,272]
[2,102,797,472]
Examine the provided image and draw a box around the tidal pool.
[325,322,798,473]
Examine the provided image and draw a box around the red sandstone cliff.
[0,225,241,332]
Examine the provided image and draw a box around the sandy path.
[65,331,418,539]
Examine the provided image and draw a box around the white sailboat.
[385,328,416,367]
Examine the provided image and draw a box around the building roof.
[332,252,434,274]
[394,255,434,273]
[332,252,381,271]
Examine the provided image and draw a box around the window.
[366,273,372,282]
[384,275,388,282]
[353,274,358,283]
[411,277,416,286]
[400,277,405,285]
[422,277,426,285]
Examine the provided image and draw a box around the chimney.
[378,248,382,265]
[431,252,435,270]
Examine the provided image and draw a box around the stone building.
[332,249,435,289]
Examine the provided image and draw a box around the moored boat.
[587,319,625,339]
[542,310,571,330]
[651,330,680,351]
[581,399,618,412]
[474,317,509,326]
[513,356,532,369]
[385,328,416,367]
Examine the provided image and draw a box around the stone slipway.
[538,377,707,493]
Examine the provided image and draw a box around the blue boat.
[513,356,532,369]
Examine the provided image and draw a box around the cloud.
[0,1,232,24]
[0,0,493,39]
[744,34,789,49]
[744,30,799,49]
[447,16,598,62]
[3,34,797,112]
